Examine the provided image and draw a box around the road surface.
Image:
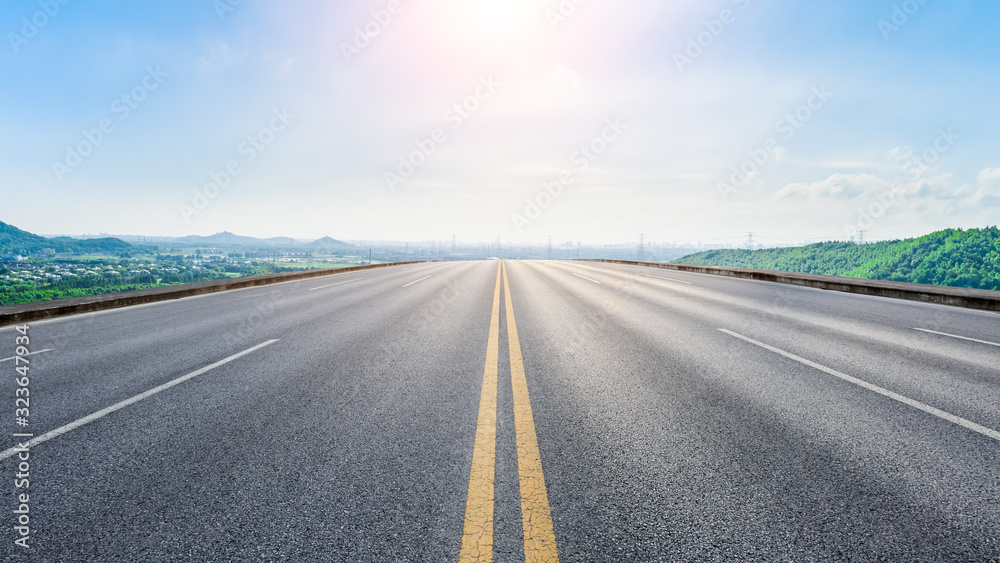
[2,260,998,561]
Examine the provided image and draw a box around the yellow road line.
[502,261,559,562]
[459,261,503,562]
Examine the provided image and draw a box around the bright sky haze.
[2,0,999,244]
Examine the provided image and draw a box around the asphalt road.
[1,259,998,561]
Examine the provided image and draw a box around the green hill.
[0,221,50,252]
[0,221,133,254]
[674,227,1000,291]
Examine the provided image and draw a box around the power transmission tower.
[856,229,866,244]
[746,232,755,251]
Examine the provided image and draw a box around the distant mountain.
[307,236,355,249]
[167,232,352,248]
[13,227,358,250]
[174,231,266,246]
[674,227,1000,291]
[261,236,301,246]
[1,221,132,255]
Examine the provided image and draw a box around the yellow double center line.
[459,262,502,560]
[459,261,558,562]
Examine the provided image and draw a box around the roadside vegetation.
[674,227,1000,290]
[0,256,348,306]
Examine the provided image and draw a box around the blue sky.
[2,0,998,244]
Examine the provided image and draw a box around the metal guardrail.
[5,258,995,327]
[581,259,1000,313]
[0,261,436,327]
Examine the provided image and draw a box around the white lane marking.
[0,339,279,460]
[308,278,363,291]
[636,272,692,285]
[402,275,432,287]
[562,262,692,285]
[718,329,1000,442]
[0,348,54,363]
[913,328,1000,348]
[570,272,601,284]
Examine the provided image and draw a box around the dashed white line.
[570,272,601,284]
[0,348,54,363]
[402,275,432,287]
[0,339,280,460]
[913,328,1000,348]
[636,273,692,285]
[718,329,1000,442]
[308,278,363,291]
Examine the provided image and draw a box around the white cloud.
[773,145,787,162]
[768,165,1000,241]
[964,167,1000,208]
[906,173,961,200]
[773,173,884,201]
[887,145,914,164]
[551,64,582,92]
[977,167,1000,184]
[196,42,242,74]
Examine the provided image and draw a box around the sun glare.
[475,2,518,25]
[457,0,537,41]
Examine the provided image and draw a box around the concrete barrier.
[0,261,436,327]
[581,259,1000,313]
